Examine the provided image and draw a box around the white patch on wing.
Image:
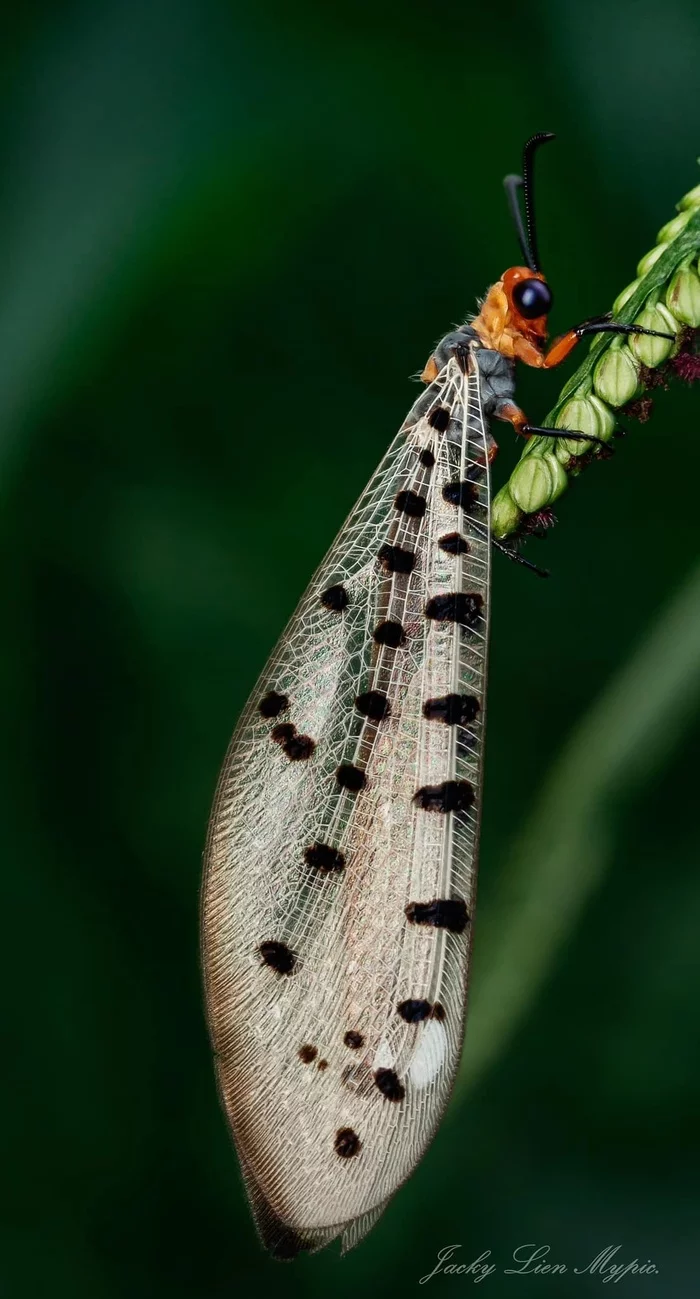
[404,414,436,452]
[372,1036,395,1070]
[408,1019,448,1089]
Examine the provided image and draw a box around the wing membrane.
[202,354,491,1254]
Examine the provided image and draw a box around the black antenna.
[522,132,555,272]
[503,173,531,267]
[503,132,555,272]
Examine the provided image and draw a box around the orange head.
[471,264,554,356]
[501,266,553,341]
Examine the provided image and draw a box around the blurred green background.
[4,0,700,1295]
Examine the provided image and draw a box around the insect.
[201,134,672,1257]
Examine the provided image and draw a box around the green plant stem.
[547,208,700,424]
[492,184,700,539]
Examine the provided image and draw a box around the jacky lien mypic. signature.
[419,1244,660,1285]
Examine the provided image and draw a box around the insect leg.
[491,536,549,578]
[492,399,607,448]
[471,514,550,578]
[542,313,675,368]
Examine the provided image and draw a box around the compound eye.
[512,278,553,319]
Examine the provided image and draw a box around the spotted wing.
[202,353,491,1256]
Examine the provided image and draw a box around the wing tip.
[240,1151,342,1259]
[239,1148,394,1259]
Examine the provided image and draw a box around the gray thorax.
[407,323,516,429]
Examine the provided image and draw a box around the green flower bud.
[491,485,522,539]
[509,454,558,515]
[636,243,668,277]
[593,342,640,407]
[666,265,700,326]
[612,280,641,315]
[556,394,603,457]
[519,433,547,459]
[656,210,692,243]
[588,393,616,442]
[542,451,568,502]
[554,390,616,459]
[678,182,700,210]
[628,302,677,366]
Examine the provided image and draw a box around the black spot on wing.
[397,999,432,1023]
[425,592,483,627]
[438,532,469,555]
[336,762,367,792]
[378,543,416,574]
[344,1030,364,1049]
[335,1127,362,1158]
[419,447,436,468]
[259,940,297,974]
[405,898,470,934]
[374,1068,405,1102]
[428,405,450,431]
[422,693,480,725]
[443,480,478,510]
[317,1059,328,1071]
[258,690,289,718]
[299,1044,317,1063]
[355,690,390,721]
[432,1002,446,1021]
[373,619,406,648]
[394,489,427,518]
[271,723,316,761]
[304,841,345,872]
[320,583,349,612]
[413,780,474,813]
[270,722,295,742]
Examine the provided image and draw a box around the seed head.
[666,266,700,327]
[636,243,668,277]
[678,182,700,210]
[555,392,614,457]
[593,343,640,408]
[491,485,522,540]
[612,280,641,314]
[509,451,566,515]
[629,303,678,367]
[657,210,691,242]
